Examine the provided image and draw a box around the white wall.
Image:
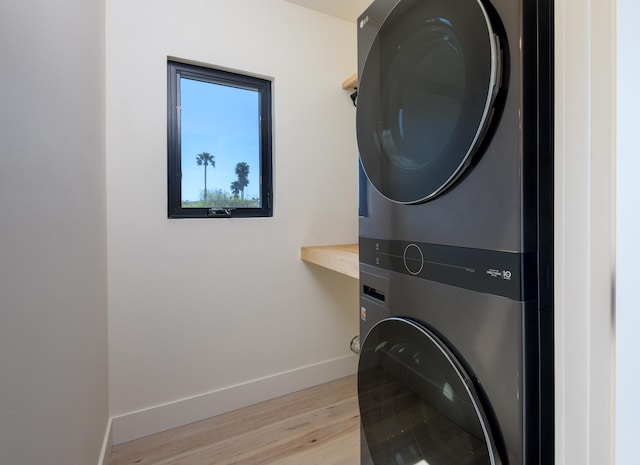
[0,1,109,464]
[616,2,640,463]
[106,0,359,442]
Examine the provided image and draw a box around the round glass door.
[356,0,501,204]
[358,317,501,465]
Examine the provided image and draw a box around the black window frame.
[167,60,273,218]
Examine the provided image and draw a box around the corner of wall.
[98,418,113,465]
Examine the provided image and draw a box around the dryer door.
[356,0,502,204]
[358,317,502,465]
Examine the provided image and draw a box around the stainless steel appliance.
[356,0,554,464]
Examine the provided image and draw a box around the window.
[168,60,273,218]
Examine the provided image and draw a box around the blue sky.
[180,77,260,202]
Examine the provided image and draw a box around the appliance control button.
[403,243,424,275]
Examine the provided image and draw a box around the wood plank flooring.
[110,375,360,465]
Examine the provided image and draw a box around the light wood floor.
[110,375,360,465]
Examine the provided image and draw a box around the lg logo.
[360,16,369,29]
[487,269,513,280]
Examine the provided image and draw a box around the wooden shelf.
[342,73,358,90]
[301,244,359,279]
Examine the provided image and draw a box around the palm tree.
[234,162,250,200]
[230,180,241,198]
[195,152,215,199]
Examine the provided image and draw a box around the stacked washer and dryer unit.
[355,0,553,465]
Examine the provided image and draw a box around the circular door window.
[356,0,502,204]
[358,317,501,465]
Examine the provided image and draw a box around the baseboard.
[111,354,358,445]
[97,417,113,465]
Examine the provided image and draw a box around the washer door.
[358,317,502,465]
[356,0,501,204]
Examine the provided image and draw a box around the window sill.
[301,244,359,279]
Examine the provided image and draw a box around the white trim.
[97,417,113,465]
[555,0,615,463]
[111,355,358,444]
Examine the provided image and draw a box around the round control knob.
[403,243,424,275]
